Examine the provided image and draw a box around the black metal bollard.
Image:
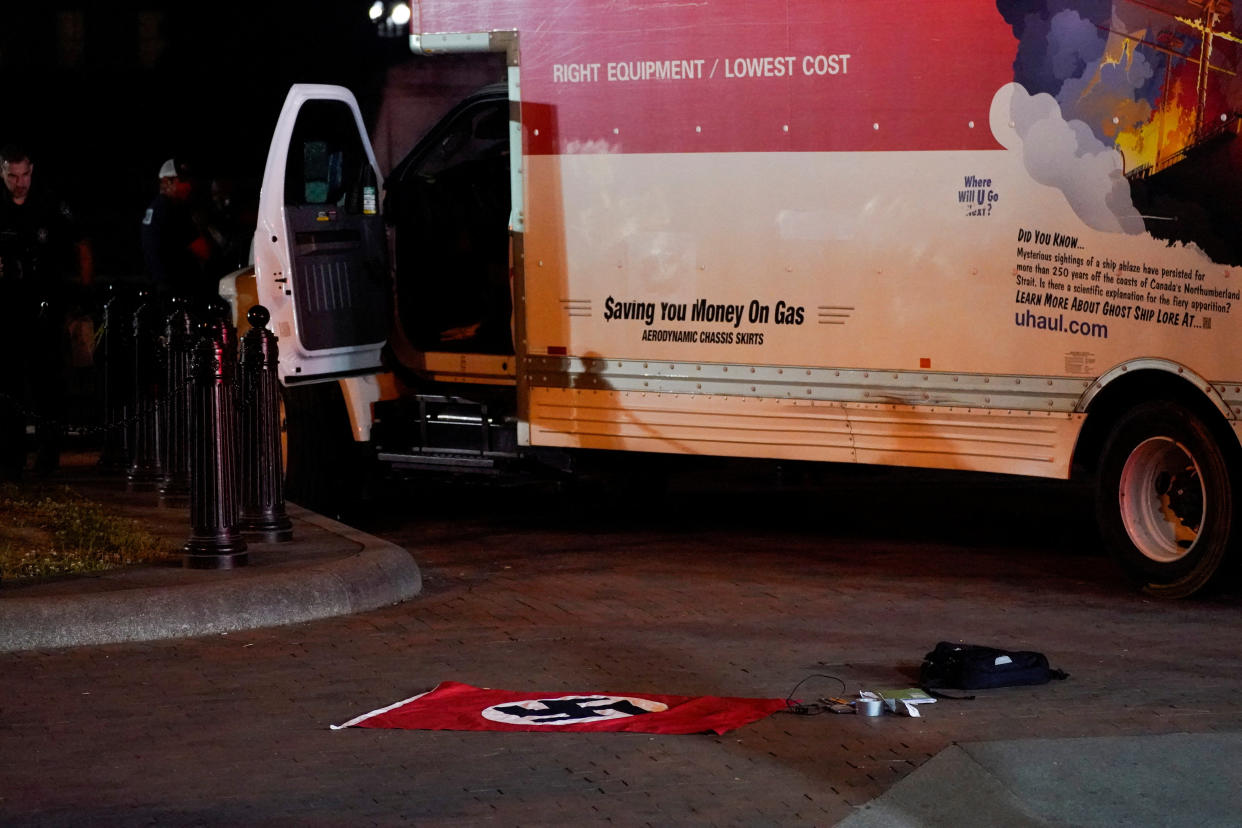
[203,298,238,366]
[239,306,293,542]
[159,302,196,503]
[127,295,164,490]
[183,325,248,569]
[98,286,133,470]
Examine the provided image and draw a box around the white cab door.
[254,84,389,383]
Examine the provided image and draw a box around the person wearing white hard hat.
[140,157,213,304]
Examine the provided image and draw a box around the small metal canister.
[855,698,883,717]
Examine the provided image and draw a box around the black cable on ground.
[778,673,848,716]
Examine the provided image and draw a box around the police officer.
[0,145,93,478]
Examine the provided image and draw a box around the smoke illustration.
[991,82,1146,233]
[995,1,1165,233]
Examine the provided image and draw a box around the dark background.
[1,1,410,281]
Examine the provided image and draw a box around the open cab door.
[254,84,390,384]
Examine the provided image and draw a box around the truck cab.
[249,56,524,508]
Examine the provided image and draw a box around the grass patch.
[0,483,176,581]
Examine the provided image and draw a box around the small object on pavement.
[854,697,883,717]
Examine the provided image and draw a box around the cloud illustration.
[991,82,1145,234]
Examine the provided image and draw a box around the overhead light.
[372,1,410,38]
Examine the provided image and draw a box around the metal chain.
[4,294,270,440]
[0,358,261,438]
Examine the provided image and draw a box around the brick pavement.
[2,470,1242,824]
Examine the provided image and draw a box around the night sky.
[1,1,408,280]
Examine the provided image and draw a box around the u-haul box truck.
[241,0,1242,597]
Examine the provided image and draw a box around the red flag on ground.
[331,681,787,735]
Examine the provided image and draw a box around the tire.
[1095,400,1237,598]
[281,381,368,516]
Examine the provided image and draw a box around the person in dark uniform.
[140,157,213,305]
[0,144,93,478]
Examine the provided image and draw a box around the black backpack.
[920,642,1069,691]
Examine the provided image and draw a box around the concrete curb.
[0,504,421,652]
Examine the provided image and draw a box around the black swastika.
[493,697,652,723]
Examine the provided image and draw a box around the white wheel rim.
[1118,436,1204,564]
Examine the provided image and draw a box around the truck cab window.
[301,141,341,204]
[285,100,368,209]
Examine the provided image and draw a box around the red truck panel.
[415,0,1015,154]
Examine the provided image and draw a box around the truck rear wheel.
[1095,400,1236,598]
[281,381,367,516]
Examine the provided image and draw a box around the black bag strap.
[922,686,975,701]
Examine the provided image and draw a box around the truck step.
[377,450,505,473]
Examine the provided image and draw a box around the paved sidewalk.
[0,465,421,652]
[840,732,1242,826]
[3,462,1241,825]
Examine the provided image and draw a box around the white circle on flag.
[481,694,668,726]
